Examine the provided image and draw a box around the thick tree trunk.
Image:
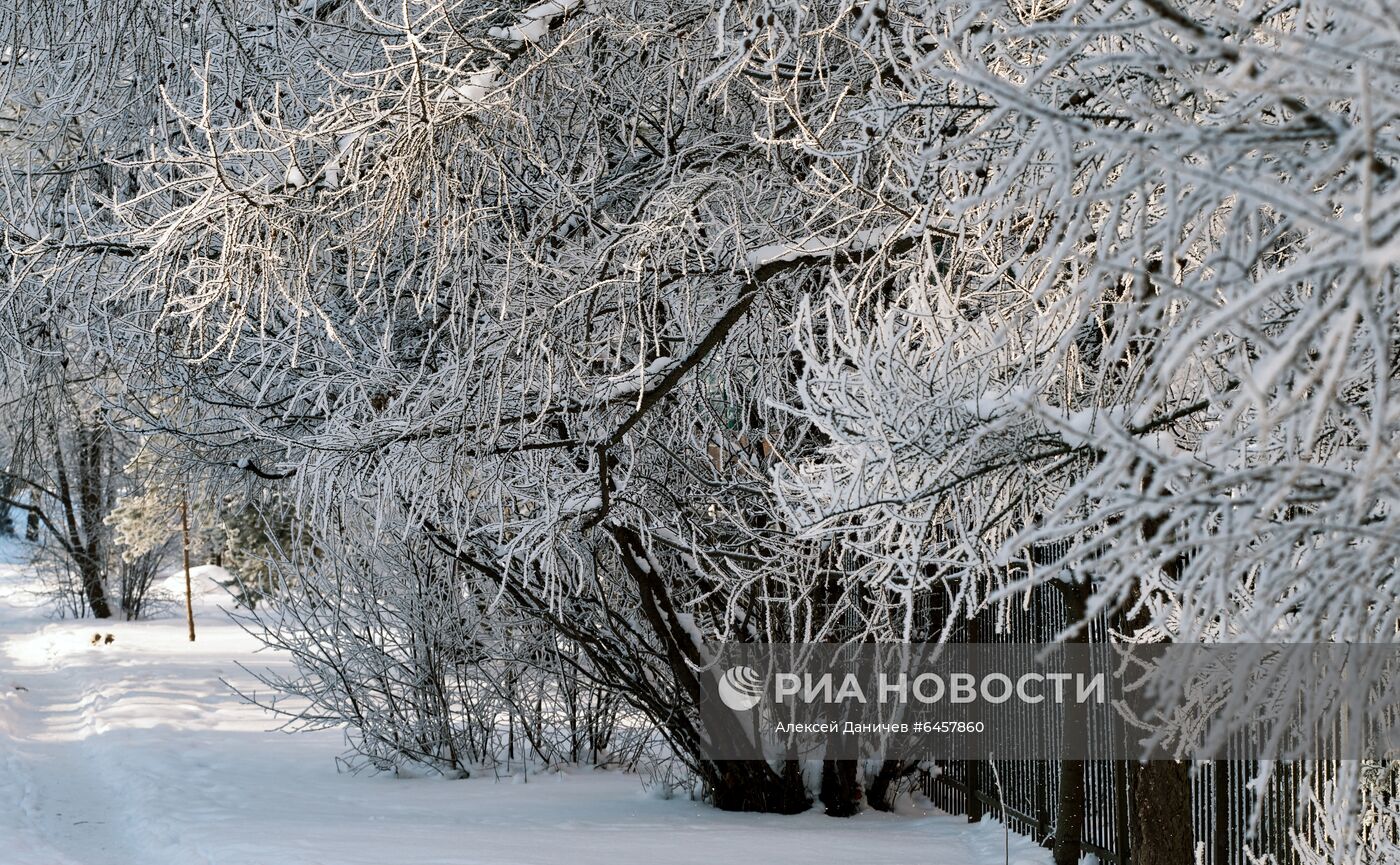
[25,490,40,541]
[1053,758,1086,865]
[964,760,987,822]
[1131,760,1193,865]
[75,551,112,619]
[819,759,861,817]
[1129,473,1193,864]
[866,758,913,812]
[76,423,112,619]
[1052,579,1090,864]
[704,759,809,814]
[51,421,113,619]
[0,476,13,536]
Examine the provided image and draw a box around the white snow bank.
[157,559,239,599]
[157,563,236,599]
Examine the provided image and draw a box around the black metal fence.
[925,756,1333,864]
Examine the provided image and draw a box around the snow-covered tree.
[77,0,928,811]
[763,0,1400,856]
[775,0,1400,649]
[2,0,1396,853]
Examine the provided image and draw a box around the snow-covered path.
[0,551,1048,865]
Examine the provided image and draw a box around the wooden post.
[182,489,195,642]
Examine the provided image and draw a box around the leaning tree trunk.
[433,524,813,815]
[610,525,812,814]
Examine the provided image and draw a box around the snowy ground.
[0,547,1048,865]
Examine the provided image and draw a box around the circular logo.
[717,665,764,711]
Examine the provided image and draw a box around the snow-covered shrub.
[240,524,635,776]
